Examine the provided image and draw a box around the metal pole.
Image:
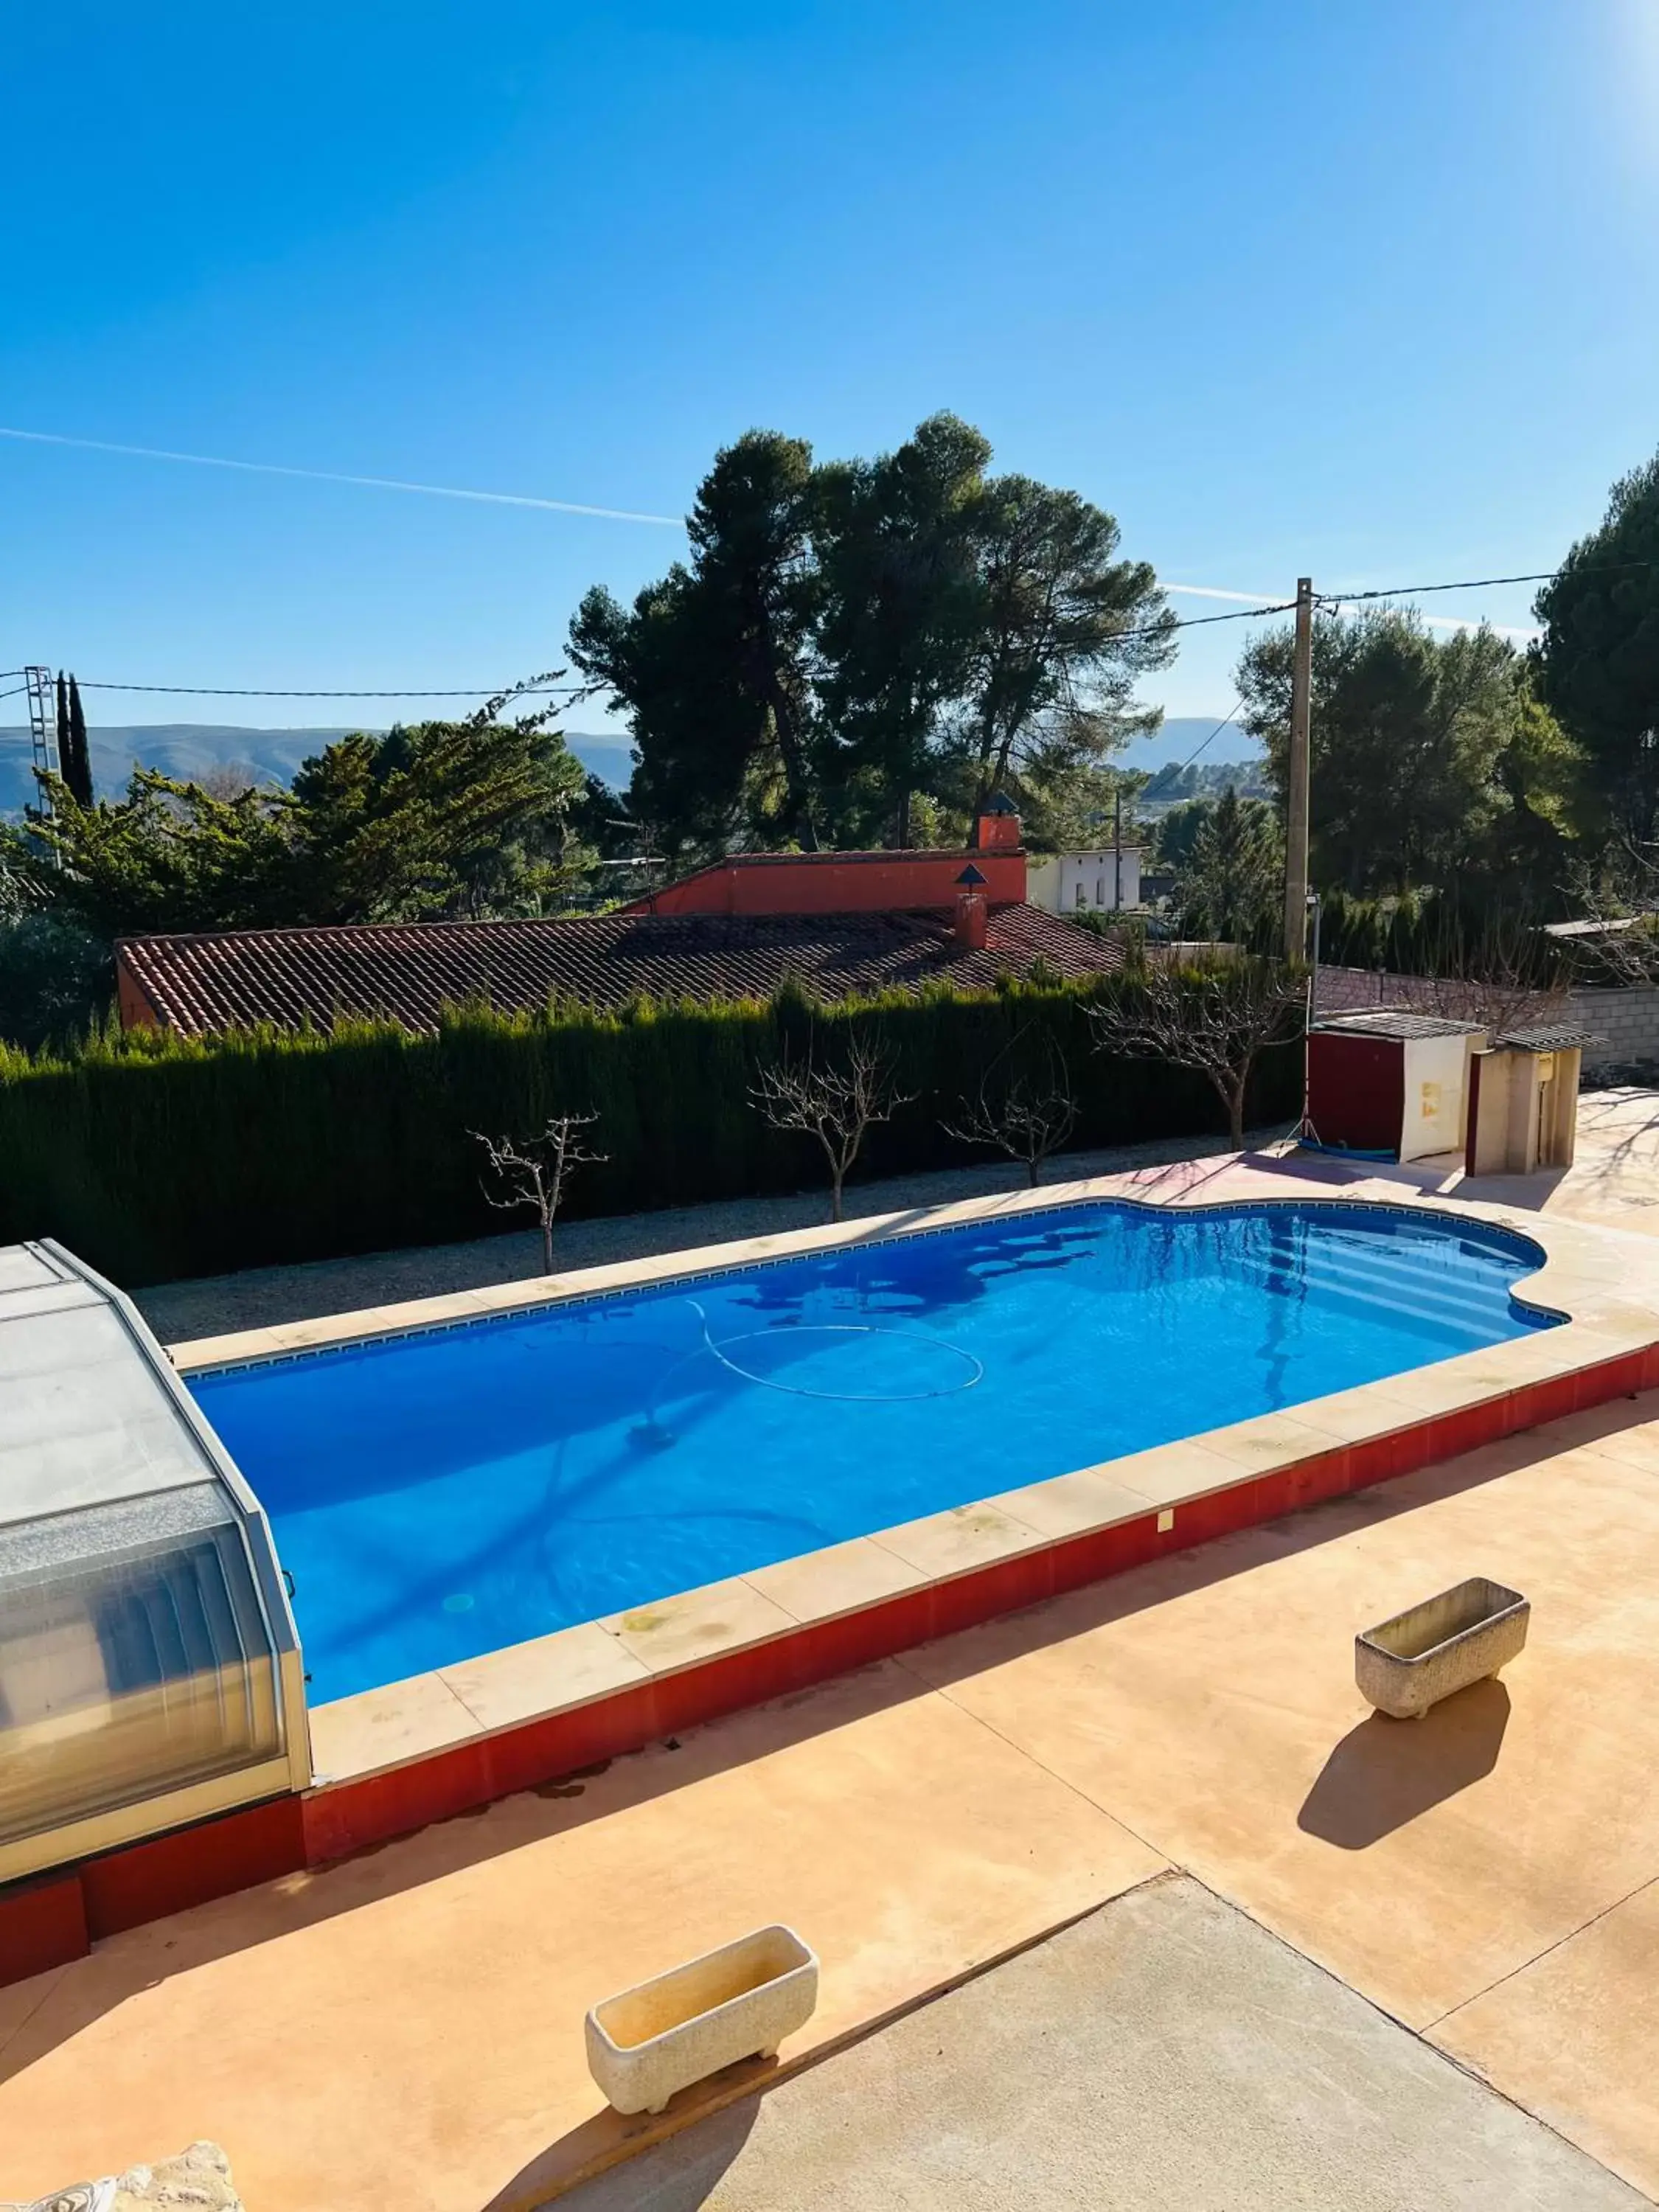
[1113,790,1122,910]
[1282,577,1314,960]
[1307,891,1321,1023]
[1298,890,1324,1146]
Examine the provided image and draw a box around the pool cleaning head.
[630,1296,986,1447]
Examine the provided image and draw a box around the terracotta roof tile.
[116,904,1125,1037]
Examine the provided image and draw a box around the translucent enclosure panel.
[0,1484,282,1848]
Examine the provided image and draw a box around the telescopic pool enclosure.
[0,1241,309,1885]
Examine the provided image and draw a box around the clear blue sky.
[4,0,1657,730]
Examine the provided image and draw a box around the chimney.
[973,792,1022,852]
[954,863,989,950]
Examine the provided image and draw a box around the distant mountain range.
[0,716,1250,820]
[0,724,636,818]
[1119,717,1256,771]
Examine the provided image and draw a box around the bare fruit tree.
[1364,911,1573,1036]
[1089,957,1304,1150]
[1388,964,1571,1040]
[751,1036,915,1222]
[472,1113,607,1273]
[1557,849,1659,987]
[942,1039,1079,1186]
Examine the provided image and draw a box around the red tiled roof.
[116,904,1126,1037]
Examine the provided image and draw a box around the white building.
[1025,847,1142,918]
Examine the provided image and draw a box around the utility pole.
[1113,790,1122,910]
[1282,577,1314,961]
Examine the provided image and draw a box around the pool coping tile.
[869,1501,1053,1581]
[598,1576,801,1677]
[307,1670,479,1784]
[1084,1436,1256,1510]
[1194,1410,1354,1474]
[743,1537,933,1625]
[439,1620,652,1735]
[985,1468,1156,1541]
[1287,1383,1436,1447]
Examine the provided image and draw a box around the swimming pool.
[189,1200,1555,1705]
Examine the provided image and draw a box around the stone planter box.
[585,1924,819,2116]
[1355,1577,1529,1719]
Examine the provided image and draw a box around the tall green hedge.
[0,976,1300,1286]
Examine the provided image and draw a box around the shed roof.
[1312,1009,1486,1042]
[1491,1026,1604,1053]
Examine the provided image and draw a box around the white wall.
[1026,849,1141,917]
[1399,1032,1475,1162]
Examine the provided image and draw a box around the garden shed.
[1305,1009,1488,1164]
[1464,1026,1599,1175]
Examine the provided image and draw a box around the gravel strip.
[134,1126,1284,1343]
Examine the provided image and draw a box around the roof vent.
[953,868,990,950]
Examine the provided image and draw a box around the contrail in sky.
[0,425,1540,634]
[0,424,686,526]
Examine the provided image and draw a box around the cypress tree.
[54,672,70,787]
[65,675,94,807]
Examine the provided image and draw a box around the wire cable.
[1119,599,1295,642]
[71,679,583,699]
[58,599,1294,698]
[1316,557,1659,609]
[38,561,1659,701]
[1173,696,1247,775]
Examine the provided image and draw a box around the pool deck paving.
[7,1110,1659,2207]
[557,1876,1647,2212]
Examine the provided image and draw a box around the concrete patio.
[560,1877,1646,2212]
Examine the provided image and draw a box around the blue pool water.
[189,1201,1554,1704]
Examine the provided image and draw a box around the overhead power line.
[1323,571,1559,602]
[71,680,583,699]
[59,599,1298,698]
[25,558,1659,706]
[1318,556,1659,609]
[1175,698,1247,775]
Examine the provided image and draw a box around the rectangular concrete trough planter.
[584,1924,820,2116]
[1355,1576,1530,1719]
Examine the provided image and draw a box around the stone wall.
[1566,985,1659,1074]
